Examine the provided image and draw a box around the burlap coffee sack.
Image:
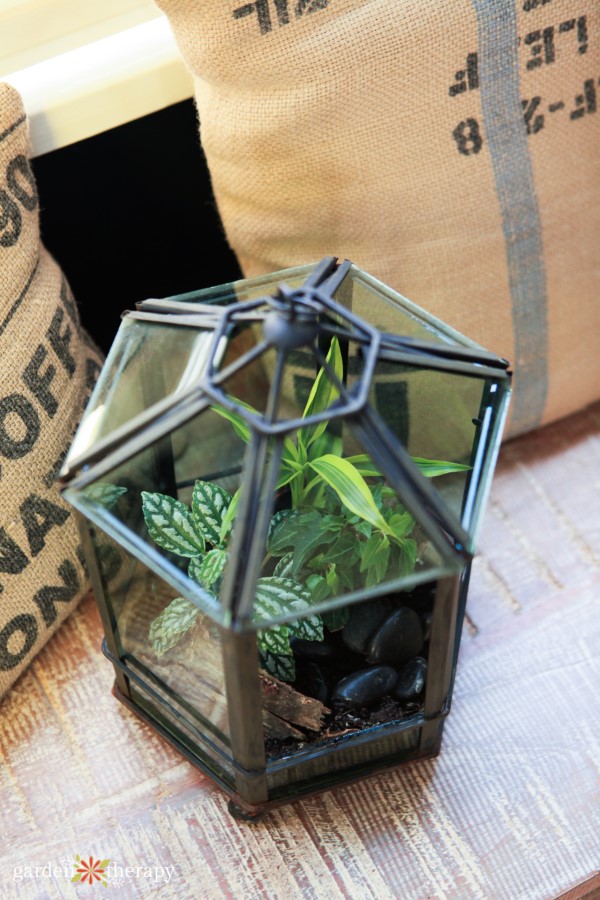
[156,0,600,437]
[0,83,103,700]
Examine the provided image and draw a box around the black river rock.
[331,666,399,710]
[366,607,424,666]
[392,657,427,701]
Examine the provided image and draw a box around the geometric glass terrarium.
[60,257,511,819]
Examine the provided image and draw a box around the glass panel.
[79,530,232,746]
[68,318,215,459]
[367,360,508,540]
[67,404,252,623]
[266,722,421,796]
[128,685,236,790]
[217,324,278,416]
[117,563,230,741]
[161,263,316,306]
[337,265,484,348]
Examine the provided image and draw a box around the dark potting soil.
[264,697,424,759]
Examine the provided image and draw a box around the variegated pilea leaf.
[288,614,324,643]
[149,597,200,656]
[84,482,127,509]
[187,555,204,585]
[258,626,296,682]
[260,650,296,683]
[253,577,314,625]
[272,553,294,579]
[258,623,293,657]
[142,492,205,557]
[196,548,228,589]
[267,508,294,549]
[191,481,232,545]
[254,577,323,681]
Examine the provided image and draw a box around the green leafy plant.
[142,338,469,682]
[142,481,322,681]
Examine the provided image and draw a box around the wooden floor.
[1,402,599,900]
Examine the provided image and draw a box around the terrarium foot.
[227,800,264,823]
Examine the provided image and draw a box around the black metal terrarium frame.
[60,257,511,819]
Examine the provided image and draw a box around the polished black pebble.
[331,666,398,710]
[341,598,394,655]
[391,657,427,702]
[366,607,423,666]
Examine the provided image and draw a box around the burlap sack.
[156,0,600,437]
[0,83,103,699]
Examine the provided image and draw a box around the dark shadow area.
[32,99,242,355]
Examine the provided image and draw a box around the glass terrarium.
[60,257,511,819]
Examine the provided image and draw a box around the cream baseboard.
[2,17,193,157]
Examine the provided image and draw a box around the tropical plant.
[142,338,469,682]
[142,482,322,681]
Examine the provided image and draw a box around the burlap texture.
[0,83,103,699]
[156,0,600,437]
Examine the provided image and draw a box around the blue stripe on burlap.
[471,0,548,434]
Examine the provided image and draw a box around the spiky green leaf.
[219,488,240,543]
[308,455,390,533]
[142,492,205,557]
[412,457,471,477]
[344,455,382,478]
[191,480,232,545]
[310,430,343,461]
[276,459,303,492]
[299,338,344,453]
[344,454,471,479]
[212,400,255,443]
